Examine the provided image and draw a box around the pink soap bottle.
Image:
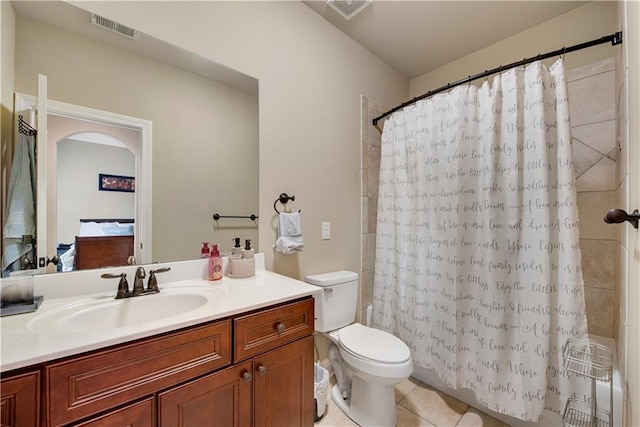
[201,242,210,259]
[208,244,223,281]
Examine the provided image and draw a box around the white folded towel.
[274,212,304,254]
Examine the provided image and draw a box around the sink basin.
[27,287,220,333]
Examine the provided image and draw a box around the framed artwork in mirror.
[99,174,135,193]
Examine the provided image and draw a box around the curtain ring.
[562,47,567,61]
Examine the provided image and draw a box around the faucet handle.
[147,267,171,293]
[101,272,129,299]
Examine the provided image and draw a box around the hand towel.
[274,212,304,254]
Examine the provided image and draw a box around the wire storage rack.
[562,338,613,427]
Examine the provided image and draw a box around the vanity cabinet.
[0,370,40,427]
[74,398,154,427]
[158,361,252,426]
[0,296,314,427]
[1,296,315,427]
[252,336,314,426]
[45,320,232,426]
[159,297,315,427]
[234,298,315,427]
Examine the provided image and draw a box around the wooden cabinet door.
[74,397,154,427]
[0,371,40,427]
[158,361,252,427]
[46,320,231,426]
[253,336,314,427]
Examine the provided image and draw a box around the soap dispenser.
[201,242,210,259]
[208,244,223,281]
[228,239,255,278]
[241,239,255,259]
[231,238,242,256]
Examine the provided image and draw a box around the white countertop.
[1,255,321,372]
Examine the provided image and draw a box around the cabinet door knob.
[276,322,285,333]
[257,364,267,376]
[242,371,253,383]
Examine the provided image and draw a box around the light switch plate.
[322,222,331,240]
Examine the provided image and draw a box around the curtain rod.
[372,31,623,127]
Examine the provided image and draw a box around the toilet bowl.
[306,271,413,427]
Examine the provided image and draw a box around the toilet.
[306,271,413,427]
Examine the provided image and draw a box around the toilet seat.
[338,323,411,364]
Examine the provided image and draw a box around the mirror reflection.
[11,1,259,273]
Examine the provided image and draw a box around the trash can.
[314,362,329,422]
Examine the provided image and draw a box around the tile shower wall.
[569,57,618,339]
[360,57,618,337]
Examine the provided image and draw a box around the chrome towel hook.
[604,208,640,229]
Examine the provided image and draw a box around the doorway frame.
[16,93,152,267]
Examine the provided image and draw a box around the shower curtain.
[372,59,588,421]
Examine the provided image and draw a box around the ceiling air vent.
[327,0,372,21]
[91,13,140,40]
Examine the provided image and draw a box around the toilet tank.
[306,270,359,333]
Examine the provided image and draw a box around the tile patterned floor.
[316,377,510,427]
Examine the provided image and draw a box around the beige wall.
[14,15,260,264]
[410,2,620,98]
[76,1,409,279]
[57,140,135,243]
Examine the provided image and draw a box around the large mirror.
[10,1,259,272]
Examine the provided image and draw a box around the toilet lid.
[339,323,411,364]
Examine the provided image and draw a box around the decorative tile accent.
[362,268,374,309]
[366,195,378,234]
[580,239,616,290]
[584,286,615,338]
[566,57,616,82]
[577,191,616,240]
[367,107,383,147]
[367,144,381,197]
[361,196,369,234]
[572,120,616,156]
[572,138,605,178]
[576,156,616,192]
[568,71,616,127]
[361,233,376,272]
